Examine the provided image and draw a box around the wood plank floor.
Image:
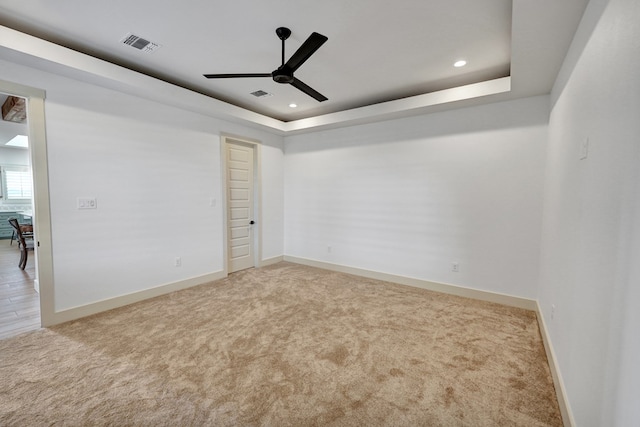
[0,238,40,340]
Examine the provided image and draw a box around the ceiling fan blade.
[203,73,271,79]
[290,78,328,102]
[284,32,328,72]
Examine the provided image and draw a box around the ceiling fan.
[204,27,328,102]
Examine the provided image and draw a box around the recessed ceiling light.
[454,60,467,68]
[289,103,298,108]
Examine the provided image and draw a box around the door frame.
[0,79,55,327]
[221,134,262,276]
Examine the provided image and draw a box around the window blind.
[3,167,33,200]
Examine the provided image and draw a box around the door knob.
[250,220,255,225]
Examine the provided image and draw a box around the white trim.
[535,301,575,427]
[0,78,45,99]
[221,135,263,274]
[48,271,226,325]
[259,255,284,267]
[285,77,511,133]
[283,256,537,310]
[0,26,286,133]
[0,79,54,327]
[219,140,229,277]
[254,144,263,267]
[0,26,513,135]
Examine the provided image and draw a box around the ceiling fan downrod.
[276,27,291,66]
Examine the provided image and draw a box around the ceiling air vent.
[121,33,161,53]
[250,90,272,98]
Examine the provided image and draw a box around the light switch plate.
[77,197,97,209]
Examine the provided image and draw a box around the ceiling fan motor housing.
[272,66,294,83]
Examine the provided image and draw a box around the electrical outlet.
[327,245,332,253]
[451,262,460,273]
[551,304,556,320]
[174,257,182,267]
[579,137,589,160]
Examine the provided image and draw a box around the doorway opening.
[0,79,54,335]
[0,92,38,338]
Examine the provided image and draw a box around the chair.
[10,222,33,245]
[8,218,34,270]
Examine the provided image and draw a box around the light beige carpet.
[0,262,562,426]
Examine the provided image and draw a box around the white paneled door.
[226,141,255,273]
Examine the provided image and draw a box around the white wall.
[0,146,29,166]
[259,140,285,261]
[285,96,549,299]
[616,180,640,424]
[539,0,640,424]
[0,58,284,312]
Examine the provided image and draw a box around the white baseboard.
[283,256,537,311]
[51,256,284,326]
[46,270,226,326]
[260,255,284,267]
[535,301,575,427]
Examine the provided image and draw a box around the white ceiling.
[0,0,588,131]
